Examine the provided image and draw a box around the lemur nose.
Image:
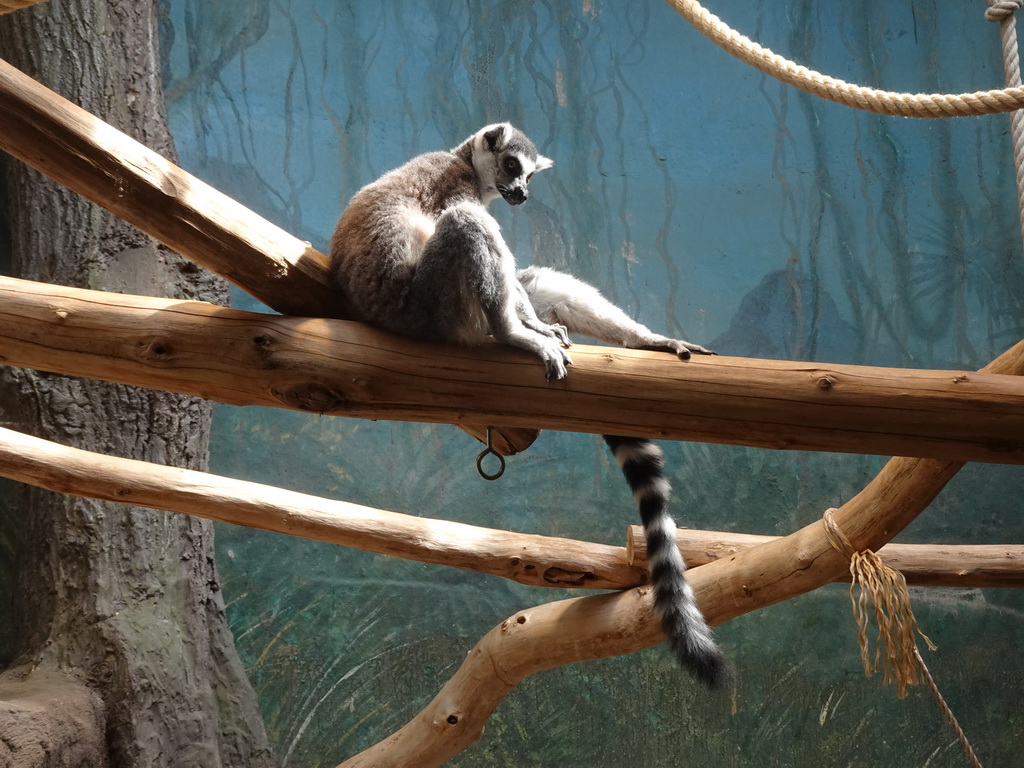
[509,188,527,205]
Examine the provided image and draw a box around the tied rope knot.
[823,510,983,768]
[821,509,935,699]
[986,0,1024,23]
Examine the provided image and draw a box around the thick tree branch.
[0,426,642,590]
[2,276,1024,464]
[0,424,1019,592]
[629,527,1024,587]
[0,55,334,317]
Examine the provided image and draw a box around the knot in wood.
[542,567,589,586]
[250,333,278,364]
[503,614,528,632]
[817,374,837,390]
[273,383,348,413]
[137,337,173,362]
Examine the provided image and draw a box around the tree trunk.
[0,2,274,766]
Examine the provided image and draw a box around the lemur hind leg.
[518,265,714,359]
[514,279,571,347]
[408,204,572,380]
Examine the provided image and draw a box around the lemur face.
[494,151,542,206]
[473,123,553,206]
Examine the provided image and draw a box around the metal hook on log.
[476,427,506,480]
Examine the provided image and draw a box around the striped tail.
[604,435,731,688]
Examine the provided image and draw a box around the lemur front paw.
[547,323,571,347]
[542,342,573,380]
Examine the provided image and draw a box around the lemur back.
[329,151,475,332]
[329,123,729,688]
[331,125,571,378]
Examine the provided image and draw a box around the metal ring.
[475,427,506,480]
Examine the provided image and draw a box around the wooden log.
[2,275,1024,463]
[0,422,1017,592]
[0,56,334,317]
[339,341,1024,767]
[0,55,539,455]
[627,526,1024,588]
[0,426,642,590]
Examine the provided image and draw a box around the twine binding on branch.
[822,510,982,768]
[822,509,935,696]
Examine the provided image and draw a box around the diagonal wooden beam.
[0,55,336,317]
[0,426,642,590]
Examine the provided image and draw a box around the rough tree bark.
[0,2,274,766]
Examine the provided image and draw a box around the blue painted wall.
[163,2,1024,765]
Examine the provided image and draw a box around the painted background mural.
[161,1,1024,765]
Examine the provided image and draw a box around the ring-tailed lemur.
[330,123,730,688]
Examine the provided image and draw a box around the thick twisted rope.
[986,1,1024,248]
[664,0,1024,117]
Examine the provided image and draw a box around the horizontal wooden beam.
[628,526,1024,588]
[0,421,1017,591]
[2,275,1024,463]
[0,426,641,590]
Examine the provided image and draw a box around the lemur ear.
[534,154,554,172]
[482,123,510,151]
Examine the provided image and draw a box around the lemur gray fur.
[329,123,730,688]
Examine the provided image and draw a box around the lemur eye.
[504,157,520,174]
[526,172,534,183]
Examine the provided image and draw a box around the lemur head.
[471,123,553,206]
